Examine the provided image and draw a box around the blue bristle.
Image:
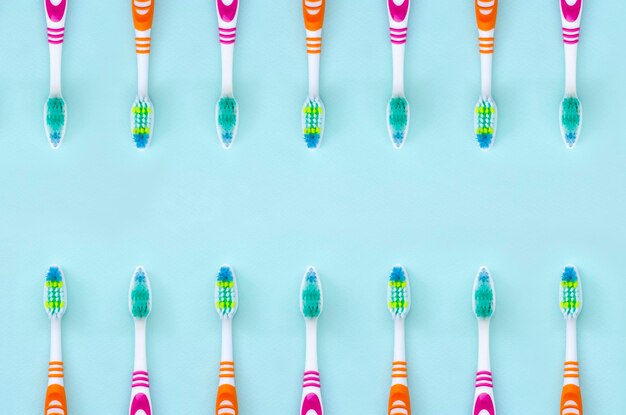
[304,134,320,149]
[46,266,62,282]
[134,134,149,149]
[217,266,234,282]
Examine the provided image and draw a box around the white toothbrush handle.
[388,318,410,415]
[303,0,325,97]
[300,320,323,415]
[475,0,497,97]
[473,320,495,415]
[216,319,238,415]
[45,318,67,415]
[129,320,152,415]
[560,319,583,415]
[216,0,238,95]
[560,0,582,95]
[387,0,409,96]
[132,0,154,98]
[44,0,66,95]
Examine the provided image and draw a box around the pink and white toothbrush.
[559,0,583,148]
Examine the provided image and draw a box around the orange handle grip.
[388,384,411,415]
[132,0,155,32]
[216,384,238,415]
[561,384,583,415]
[475,0,497,31]
[303,0,325,32]
[45,384,67,415]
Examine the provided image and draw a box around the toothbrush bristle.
[129,267,152,319]
[216,96,239,149]
[473,267,495,319]
[474,97,497,150]
[387,97,409,149]
[215,265,238,319]
[44,265,66,318]
[131,97,154,150]
[560,97,581,148]
[560,265,582,318]
[387,266,410,319]
[45,97,66,148]
[302,97,325,150]
[300,267,322,319]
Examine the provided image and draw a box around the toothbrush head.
[44,265,67,319]
[44,96,67,149]
[474,96,497,150]
[215,265,238,319]
[560,265,582,318]
[131,97,154,151]
[560,96,582,149]
[473,267,495,320]
[300,266,323,320]
[387,265,410,319]
[302,97,325,150]
[129,266,152,319]
[216,96,239,149]
[387,96,409,149]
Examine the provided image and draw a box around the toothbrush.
[44,0,68,149]
[473,0,498,150]
[215,0,240,149]
[387,266,411,415]
[472,267,496,415]
[559,265,583,415]
[299,266,324,415]
[301,0,326,150]
[43,265,68,415]
[128,267,153,415]
[559,0,583,148]
[214,265,239,415]
[386,0,410,149]
[130,0,155,150]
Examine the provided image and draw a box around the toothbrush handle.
[475,0,497,31]
[303,0,325,32]
[560,0,582,44]
[561,362,583,415]
[216,0,239,44]
[129,371,152,415]
[388,0,410,44]
[216,361,238,415]
[45,0,67,44]
[300,370,323,415]
[132,0,154,32]
[45,361,67,415]
[472,371,496,415]
[388,361,410,415]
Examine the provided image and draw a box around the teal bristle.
[300,267,322,319]
[473,267,495,319]
[44,265,66,318]
[45,97,66,148]
[216,97,238,148]
[130,267,151,319]
[560,265,582,318]
[387,266,410,319]
[474,97,497,150]
[131,98,154,150]
[387,97,409,148]
[560,97,581,148]
[302,97,324,149]
[215,265,238,319]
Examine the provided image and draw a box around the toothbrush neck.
[565,318,578,362]
[477,319,491,370]
[50,318,63,362]
[134,319,148,371]
[393,318,406,361]
[564,44,578,95]
[391,44,405,96]
[305,319,318,370]
[221,44,234,95]
[221,318,234,361]
[48,44,62,95]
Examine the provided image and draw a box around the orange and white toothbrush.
[559,265,583,415]
[214,265,239,415]
[301,0,326,150]
[473,0,498,150]
[43,265,68,415]
[130,0,155,150]
[387,266,411,415]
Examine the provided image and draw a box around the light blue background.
[1,0,626,413]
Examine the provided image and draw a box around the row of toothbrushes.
[43,0,583,152]
[42,263,583,415]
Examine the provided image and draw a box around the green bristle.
[130,267,151,319]
[561,97,581,147]
[560,265,582,318]
[217,97,238,147]
[45,97,66,147]
[474,268,495,319]
[131,98,154,149]
[215,265,238,319]
[302,98,324,149]
[44,265,66,318]
[387,97,409,148]
[301,267,322,319]
[387,266,410,319]
[474,97,496,149]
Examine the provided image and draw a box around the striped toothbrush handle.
[45,0,67,44]
[472,371,496,415]
[560,0,582,44]
[45,361,67,415]
[129,370,152,415]
[132,0,154,54]
[388,361,410,415]
[387,0,410,45]
[217,0,238,45]
[303,0,325,54]
[216,361,238,415]
[475,0,497,55]
[561,361,583,415]
[300,370,323,415]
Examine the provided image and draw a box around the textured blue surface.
[1,0,626,413]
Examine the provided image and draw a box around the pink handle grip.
[129,371,152,415]
[387,0,409,23]
[45,0,67,24]
[216,0,238,44]
[472,371,495,415]
[560,0,582,23]
[300,371,323,415]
